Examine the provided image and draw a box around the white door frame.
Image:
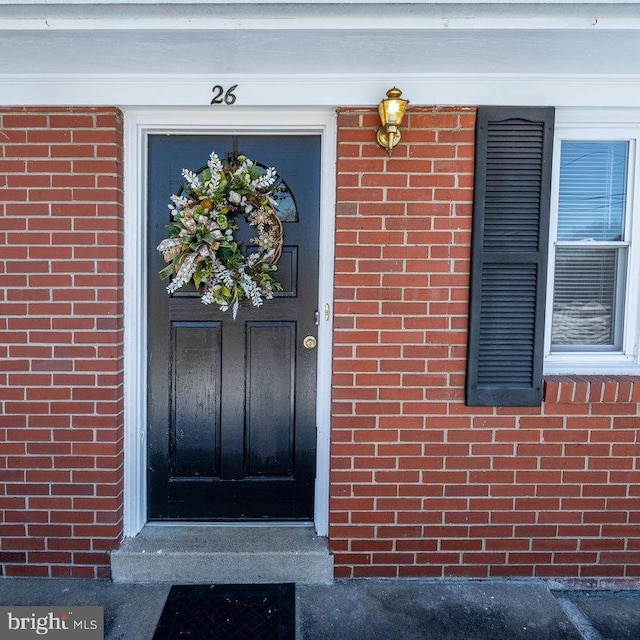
[122,107,336,537]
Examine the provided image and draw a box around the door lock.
[302,335,317,350]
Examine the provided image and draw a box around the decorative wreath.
[157,152,283,318]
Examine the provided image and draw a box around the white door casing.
[122,107,337,537]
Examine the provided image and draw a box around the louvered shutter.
[466,107,555,406]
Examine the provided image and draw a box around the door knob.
[303,335,317,350]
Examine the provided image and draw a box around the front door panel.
[147,134,320,520]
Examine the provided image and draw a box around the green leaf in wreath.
[159,264,175,280]
[193,269,205,290]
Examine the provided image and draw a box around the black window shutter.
[466,106,555,407]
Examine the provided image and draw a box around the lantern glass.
[378,88,408,128]
[376,87,409,155]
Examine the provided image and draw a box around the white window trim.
[544,109,640,375]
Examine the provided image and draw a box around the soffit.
[2,2,640,76]
[1,2,640,106]
[1,28,640,76]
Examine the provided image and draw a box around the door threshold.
[145,520,314,529]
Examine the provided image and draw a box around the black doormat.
[152,583,295,640]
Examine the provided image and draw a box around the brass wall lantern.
[376,87,409,155]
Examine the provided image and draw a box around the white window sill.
[544,358,640,377]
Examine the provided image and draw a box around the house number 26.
[211,85,238,105]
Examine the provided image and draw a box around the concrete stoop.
[110,525,333,584]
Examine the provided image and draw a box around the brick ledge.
[543,376,640,404]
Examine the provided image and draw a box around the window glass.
[557,141,628,241]
[271,179,298,222]
[551,140,629,351]
[552,247,625,349]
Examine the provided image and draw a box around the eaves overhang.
[1,2,640,106]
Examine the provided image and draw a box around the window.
[467,108,640,407]
[545,113,640,373]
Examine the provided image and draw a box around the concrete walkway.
[1,577,640,639]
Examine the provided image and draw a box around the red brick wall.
[331,107,640,585]
[0,107,124,578]
[2,105,639,584]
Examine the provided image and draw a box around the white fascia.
[3,2,640,30]
[3,1,635,4]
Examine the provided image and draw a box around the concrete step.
[110,525,333,584]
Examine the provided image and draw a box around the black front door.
[147,134,320,520]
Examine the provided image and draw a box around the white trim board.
[2,74,640,108]
[123,107,336,538]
